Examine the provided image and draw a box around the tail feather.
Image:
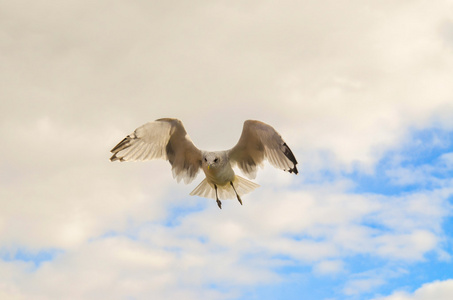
[190,175,260,200]
[190,178,215,199]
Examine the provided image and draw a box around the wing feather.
[228,120,298,179]
[110,118,202,184]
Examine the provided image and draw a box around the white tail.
[190,175,260,200]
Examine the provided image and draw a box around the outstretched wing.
[228,120,298,179]
[110,118,202,184]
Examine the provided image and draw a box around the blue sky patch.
[1,248,62,268]
[163,199,207,227]
[348,128,453,196]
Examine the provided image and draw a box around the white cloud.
[373,279,453,300]
[1,176,449,299]
[313,260,344,275]
[1,0,453,299]
[344,277,386,296]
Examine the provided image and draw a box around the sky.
[1,0,453,299]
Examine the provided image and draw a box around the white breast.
[203,163,235,186]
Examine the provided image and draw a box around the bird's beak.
[207,165,210,170]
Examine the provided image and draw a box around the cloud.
[373,279,453,300]
[1,0,453,299]
[1,171,450,299]
[313,260,344,275]
[2,0,453,158]
[344,277,386,296]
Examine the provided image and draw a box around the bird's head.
[203,152,223,170]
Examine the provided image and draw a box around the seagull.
[110,118,298,209]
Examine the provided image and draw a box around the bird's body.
[202,151,234,185]
[110,118,298,208]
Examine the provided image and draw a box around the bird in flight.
[110,118,298,209]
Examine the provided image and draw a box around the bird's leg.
[214,184,222,209]
[230,181,242,205]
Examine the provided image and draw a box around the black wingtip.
[288,166,299,175]
[283,142,298,175]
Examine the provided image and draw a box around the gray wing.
[110,118,202,184]
[228,120,298,179]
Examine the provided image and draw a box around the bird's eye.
[204,158,207,162]
[214,158,218,163]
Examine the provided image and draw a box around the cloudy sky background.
[1,0,453,299]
